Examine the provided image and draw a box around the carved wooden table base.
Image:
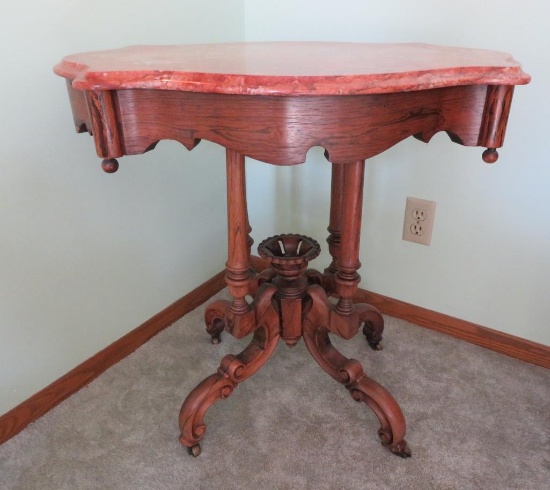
[178,150,410,458]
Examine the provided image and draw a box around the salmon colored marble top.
[54,42,530,96]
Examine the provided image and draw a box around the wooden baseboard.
[2,259,547,446]
[353,289,550,369]
[0,270,226,446]
[251,256,549,368]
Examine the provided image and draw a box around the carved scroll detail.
[179,284,279,455]
[303,297,410,457]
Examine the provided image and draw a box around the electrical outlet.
[402,197,436,245]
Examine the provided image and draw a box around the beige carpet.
[1,290,549,489]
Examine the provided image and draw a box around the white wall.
[0,1,245,415]
[244,0,550,346]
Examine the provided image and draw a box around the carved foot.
[179,286,279,455]
[350,378,411,458]
[204,300,230,344]
[187,444,201,457]
[383,438,412,458]
[357,304,385,351]
[303,320,409,458]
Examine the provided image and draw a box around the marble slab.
[54,42,530,96]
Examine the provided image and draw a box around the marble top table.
[55,42,530,459]
[55,42,529,95]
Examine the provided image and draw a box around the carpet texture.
[1,290,548,489]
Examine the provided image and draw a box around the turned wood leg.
[324,162,345,287]
[207,149,252,344]
[226,149,251,316]
[333,160,364,315]
[331,160,385,348]
[179,284,279,456]
[302,312,410,457]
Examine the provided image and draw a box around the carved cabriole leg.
[179,284,279,455]
[304,285,410,457]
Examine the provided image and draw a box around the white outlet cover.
[402,197,436,245]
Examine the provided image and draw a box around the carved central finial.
[258,234,320,280]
